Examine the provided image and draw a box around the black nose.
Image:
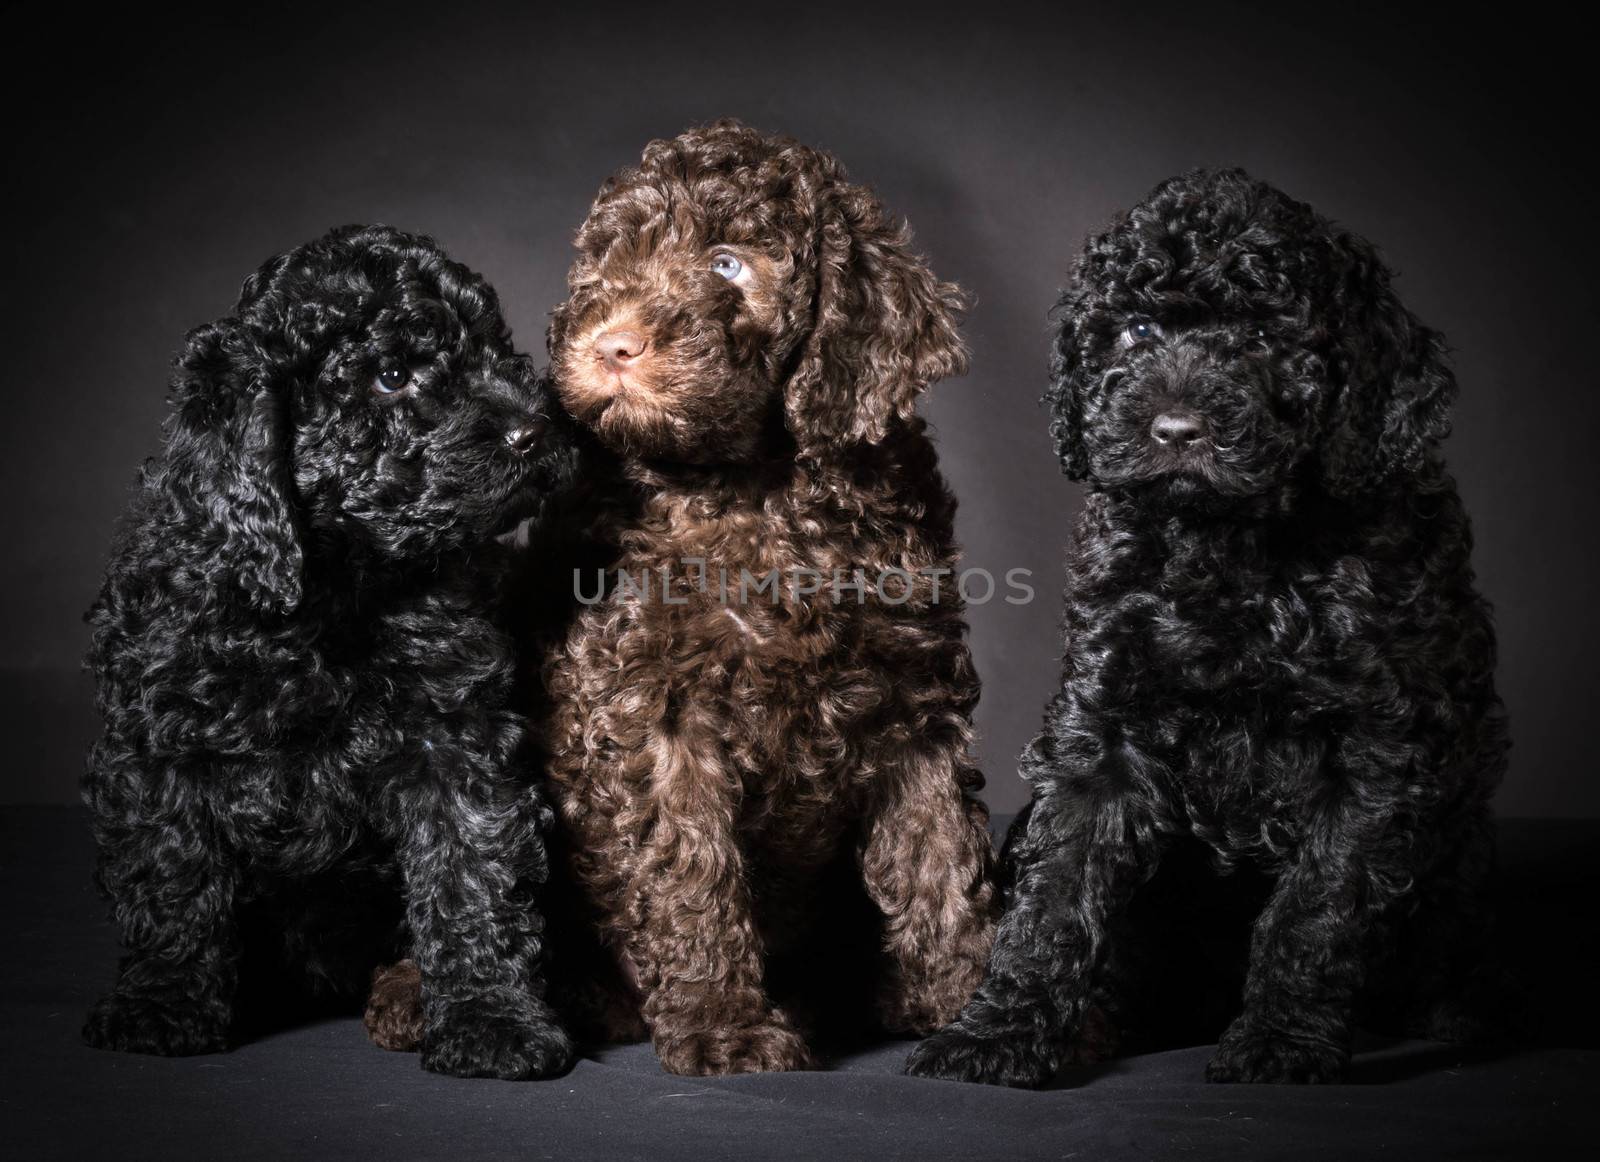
[505,418,547,455]
[1150,410,1207,448]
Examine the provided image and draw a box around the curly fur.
[534,121,997,1075]
[907,168,1509,1088]
[82,224,577,1080]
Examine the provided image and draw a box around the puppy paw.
[364,960,424,1052]
[82,990,230,1057]
[421,997,575,1081]
[1207,1014,1348,1084]
[653,1012,814,1075]
[905,1021,1059,1088]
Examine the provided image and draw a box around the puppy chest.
[1119,574,1407,831]
[1134,559,1377,702]
[601,519,863,665]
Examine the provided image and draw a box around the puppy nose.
[1150,410,1207,447]
[594,329,646,371]
[505,418,547,455]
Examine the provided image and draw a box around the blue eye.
[1122,320,1162,347]
[372,366,411,395]
[710,252,744,281]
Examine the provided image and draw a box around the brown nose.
[594,329,646,372]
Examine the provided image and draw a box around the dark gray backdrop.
[6,2,1594,817]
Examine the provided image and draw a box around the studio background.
[6,1,1594,818]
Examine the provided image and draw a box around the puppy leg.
[862,746,996,1034]
[906,785,1159,1087]
[83,770,239,1056]
[397,740,573,1081]
[1207,798,1391,1085]
[628,728,812,1076]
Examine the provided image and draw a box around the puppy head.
[549,120,966,465]
[1048,167,1454,508]
[168,224,570,613]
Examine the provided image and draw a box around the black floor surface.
[3,807,1595,1160]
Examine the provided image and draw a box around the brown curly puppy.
[539,121,997,1076]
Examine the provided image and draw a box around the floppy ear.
[1044,225,1125,483]
[1044,283,1094,481]
[167,319,303,614]
[784,186,967,458]
[1318,233,1455,497]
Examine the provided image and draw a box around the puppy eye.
[1122,320,1162,348]
[372,367,412,395]
[710,252,745,282]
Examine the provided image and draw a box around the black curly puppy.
[908,169,1508,1087]
[82,224,577,1079]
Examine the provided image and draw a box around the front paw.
[83,989,230,1057]
[421,997,575,1081]
[654,1012,814,1075]
[905,1020,1059,1088]
[364,960,424,1052]
[1207,1013,1349,1084]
